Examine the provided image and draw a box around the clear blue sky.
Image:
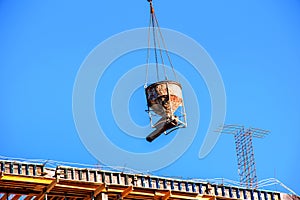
[0,0,299,195]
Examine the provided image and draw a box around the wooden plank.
[106,187,214,199]
[0,194,9,200]
[161,191,171,200]
[55,184,95,191]
[11,195,22,200]
[35,179,59,200]
[108,189,154,197]
[121,185,133,198]
[24,196,33,200]
[0,171,3,180]
[47,196,55,200]
[94,184,106,197]
[195,195,216,200]
[46,179,59,193]
[83,195,91,200]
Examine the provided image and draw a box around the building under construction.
[0,159,299,200]
[1,1,298,200]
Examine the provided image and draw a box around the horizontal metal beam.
[0,174,53,184]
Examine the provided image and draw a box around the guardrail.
[0,160,282,200]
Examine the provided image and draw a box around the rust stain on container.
[146,81,183,117]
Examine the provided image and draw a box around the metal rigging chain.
[145,10,151,88]
[145,0,178,86]
[154,16,178,81]
[151,6,160,81]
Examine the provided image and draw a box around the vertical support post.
[156,179,160,189]
[71,168,74,180]
[229,187,233,198]
[141,176,145,187]
[64,168,68,179]
[109,173,112,184]
[243,190,247,199]
[18,163,22,174]
[9,163,13,173]
[236,188,240,199]
[185,182,189,192]
[264,192,268,200]
[221,186,225,197]
[33,165,37,176]
[116,173,120,184]
[124,174,128,185]
[170,180,174,190]
[149,177,152,188]
[78,170,82,180]
[192,183,196,193]
[214,185,218,196]
[271,193,275,200]
[0,161,4,172]
[101,172,105,183]
[258,191,262,200]
[250,190,254,200]
[163,179,167,189]
[178,181,182,191]
[198,183,203,194]
[25,164,29,175]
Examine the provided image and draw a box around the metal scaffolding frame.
[216,124,269,189]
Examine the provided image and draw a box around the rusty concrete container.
[145,81,183,118]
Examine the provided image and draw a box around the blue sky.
[0,0,299,195]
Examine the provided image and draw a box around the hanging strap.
[145,0,178,87]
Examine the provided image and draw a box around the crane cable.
[145,0,178,87]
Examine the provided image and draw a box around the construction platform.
[0,159,298,200]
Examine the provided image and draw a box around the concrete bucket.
[145,81,183,118]
[145,81,185,142]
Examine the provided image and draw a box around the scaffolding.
[216,125,269,189]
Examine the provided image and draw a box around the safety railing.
[0,159,282,200]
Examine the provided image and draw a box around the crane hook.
[147,0,154,14]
